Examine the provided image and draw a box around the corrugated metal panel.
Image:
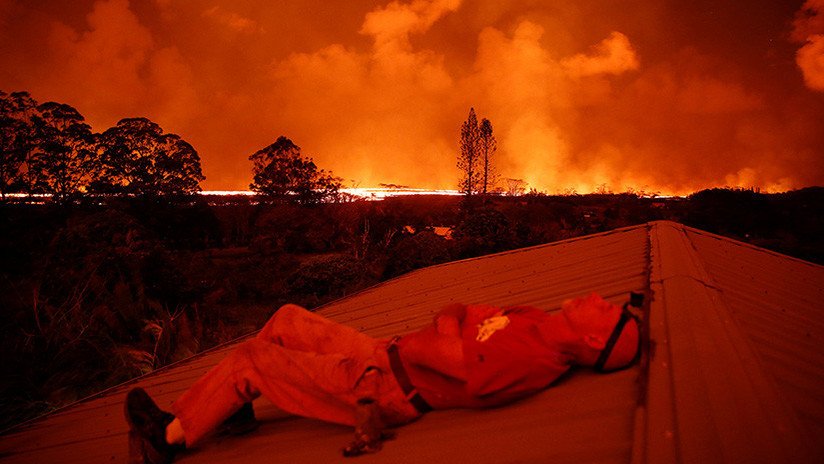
[0,225,651,464]
[643,222,819,464]
[325,225,651,338]
[683,226,824,459]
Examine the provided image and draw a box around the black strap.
[594,292,643,373]
[386,337,433,414]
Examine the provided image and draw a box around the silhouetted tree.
[479,118,497,194]
[249,136,341,205]
[505,178,527,196]
[93,118,204,195]
[457,108,480,196]
[26,102,97,202]
[0,91,37,198]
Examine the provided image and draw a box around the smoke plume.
[793,0,824,91]
[0,0,821,193]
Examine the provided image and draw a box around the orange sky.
[1,0,823,194]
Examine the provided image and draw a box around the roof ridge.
[648,221,721,290]
[643,221,815,463]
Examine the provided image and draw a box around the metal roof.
[1,221,822,463]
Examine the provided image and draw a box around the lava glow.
[199,188,460,199]
[1,0,822,195]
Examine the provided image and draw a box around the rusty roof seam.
[652,274,723,293]
[677,223,824,270]
[628,222,654,464]
[642,220,680,464]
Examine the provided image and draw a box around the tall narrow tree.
[457,108,480,196]
[479,118,497,194]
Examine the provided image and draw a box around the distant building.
[403,225,453,240]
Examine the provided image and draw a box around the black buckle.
[593,292,643,372]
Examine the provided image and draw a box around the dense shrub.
[0,208,204,429]
[683,188,772,238]
[384,230,453,278]
[0,204,67,276]
[251,204,345,254]
[453,207,515,258]
[285,254,373,306]
[125,197,223,249]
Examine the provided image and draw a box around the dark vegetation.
[1,91,205,201]
[2,188,823,431]
[1,90,339,202]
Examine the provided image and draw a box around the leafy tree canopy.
[94,118,204,196]
[26,101,96,201]
[249,136,341,205]
[0,91,38,197]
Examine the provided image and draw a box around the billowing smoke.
[793,0,824,91]
[202,5,262,34]
[562,31,639,77]
[466,22,642,192]
[37,0,197,129]
[1,0,822,194]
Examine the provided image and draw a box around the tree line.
[1,90,342,204]
[4,91,503,204]
[1,91,204,201]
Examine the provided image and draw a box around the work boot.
[218,402,259,436]
[125,387,180,464]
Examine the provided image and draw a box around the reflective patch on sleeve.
[476,315,511,342]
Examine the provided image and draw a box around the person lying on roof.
[125,292,642,464]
